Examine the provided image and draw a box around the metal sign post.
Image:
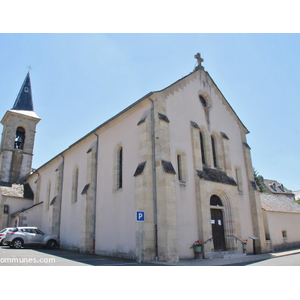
[136,211,145,263]
[249,236,259,255]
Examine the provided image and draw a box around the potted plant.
[242,239,247,253]
[190,240,202,253]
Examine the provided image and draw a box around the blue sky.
[0,33,299,191]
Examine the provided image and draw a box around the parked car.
[0,227,14,246]
[5,227,59,249]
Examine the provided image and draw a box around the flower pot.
[194,245,202,253]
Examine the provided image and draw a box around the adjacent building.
[260,177,300,251]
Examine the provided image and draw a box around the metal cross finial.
[27,65,33,73]
[194,53,204,67]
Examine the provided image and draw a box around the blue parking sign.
[136,211,145,222]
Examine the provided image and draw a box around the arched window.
[200,131,206,165]
[199,95,207,107]
[210,195,223,206]
[211,136,217,168]
[15,127,25,150]
[46,181,51,211]
[117,147,123,189]
[72,167,79,203]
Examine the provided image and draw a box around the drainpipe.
[58,154,64,239]
[93,132,99,253]
[149,97,158,261]
[33,171,40,204]
[34,171,40,184]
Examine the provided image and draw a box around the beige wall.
[162,70,257,258]
[21,68,265,261]
[263,210,300,251]
[1,196,33,228]
[94,101,149,259]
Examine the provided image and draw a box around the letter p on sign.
[136,211,145,222]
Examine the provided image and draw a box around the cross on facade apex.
[194,53,204,67]
[27,65,33,73]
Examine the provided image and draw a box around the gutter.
[57,154,65,239]
[93,132,99,253]
[149,97,158,261]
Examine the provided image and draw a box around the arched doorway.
[210,195,226,251]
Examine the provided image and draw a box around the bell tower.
[0,72,40,185]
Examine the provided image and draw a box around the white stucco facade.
[1,61,271,262]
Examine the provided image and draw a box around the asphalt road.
[2,245,300,266]
[0,246,163,266]
[227,252,300,266]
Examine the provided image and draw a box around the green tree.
[296,198,300,205]
[254,168,266,193]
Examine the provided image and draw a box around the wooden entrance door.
[211,209,226,251]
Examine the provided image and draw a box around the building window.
[72,167,79,203]
[199,95,207,107]
[46,181,51,211]
[235,167,243,193]
[200,131,206,165]
[210,195,223,206]
[15,127,25,150]
[270,183,277,191]
[117,147,123,189]
[278,184,285,192]
[177,155,183,181]
[176,152,187,183]
[211,136,217,168]
[282,231,287,238]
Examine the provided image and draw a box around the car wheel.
[12,239,23,249]
[0,240,3,246]
[47,240,57,249]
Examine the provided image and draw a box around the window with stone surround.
[235,167,243,193]
[211,135,218,168]
[46,180,51,211]
[114,145,123,191]
[176,151,187,183]
[15,127,25,150]
[200,131,206,165]
[72,166,79,203]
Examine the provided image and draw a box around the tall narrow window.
[72,167,79,203]
[200,131,206,165]
[211,136,217,168]
[15,127,25,150]
[177,154,182,181]
[235,167,243,193]
[118,147,123,189]
[176,152,187,183]
[46,181,51,211]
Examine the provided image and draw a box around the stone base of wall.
[272,241,300,252]
[95,250,136,261]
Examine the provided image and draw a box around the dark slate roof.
[133,161,147,177]
[197,167,237,186]
[262,178,294,198]
[158,113,170,123]
[161,160,176,174]
[12,72,34,111]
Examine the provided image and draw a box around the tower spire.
[0,71,40,185]
[12,72,34,111]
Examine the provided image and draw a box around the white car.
[0,228,14,246]
[5,227,59,249]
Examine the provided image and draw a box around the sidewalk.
[150,248,300,266]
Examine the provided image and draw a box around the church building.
[0,54,267,262]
